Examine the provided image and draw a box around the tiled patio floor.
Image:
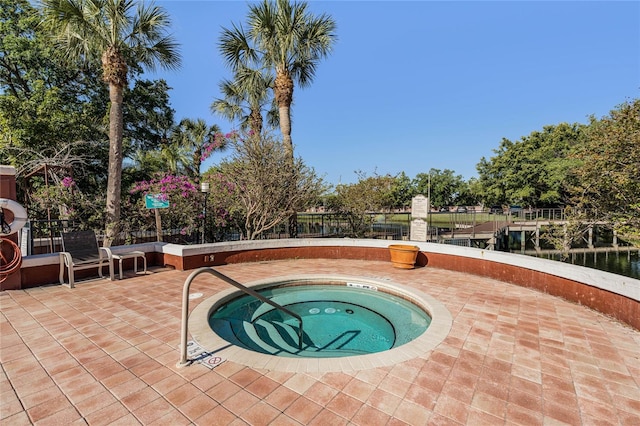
[1,259,639,425]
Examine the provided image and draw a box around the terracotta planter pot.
[388,244,420,269]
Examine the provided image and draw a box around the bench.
[59,230,114,288]
[112,251,147,279]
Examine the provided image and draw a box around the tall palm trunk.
[104,82,124,247]
[279,104,293,160]
[42,0,181,247]
[275,69,294,163]
[192,149,202,182]
[249,108,263,135]
[275,69,297,237]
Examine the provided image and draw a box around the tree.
[328,172,395,238]
[462,177,481,207]
[125,118,231,204]
[212,65,277,135]
[1,0,113,218]
[475,123,583,207]
[1,0,107,168]
[40,0,181,246]
[124,148,166,183]
[170,118,223,182]
[218,132,324,240]
[201,167,242,242]
[542,207,592,260]
[219,0,336,238]
[30,174,106,230]
[120,79,177,189]
[388,172,415,210]
[572,99,640,242]
[1,0,42,99]
[124,79,175,154]
[413,169,469,209]
[158,142,189,175]
[219,0,336,160]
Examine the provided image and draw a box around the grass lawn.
[298,212,509,232]
[385,212,506,228]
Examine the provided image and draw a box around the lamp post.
[428,172,432,240]
[200,182,210,244]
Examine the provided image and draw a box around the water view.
[534,250,640,280]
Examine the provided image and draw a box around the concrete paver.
[1,259,639,425]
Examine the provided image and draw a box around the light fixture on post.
[200,182,210,244]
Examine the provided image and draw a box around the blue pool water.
[209,284,431,358]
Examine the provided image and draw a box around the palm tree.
[158,143,189,175]
[211,65,277,135]
[171,118,224,181]
[219,0,336,237]
[219,0,336,161]
[41,0,181,246]
[128,148,163,173]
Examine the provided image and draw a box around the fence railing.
[23,219,76,255]
[24,213,413,255]
[508,208,598,221]
[25,220,205,255]
[22,209,612,256]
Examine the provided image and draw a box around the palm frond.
[219,23,259,70]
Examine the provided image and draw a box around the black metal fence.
[23,212,413,255]
[23,209,611,256]
[22,219,75,255]
[24,219,204,255]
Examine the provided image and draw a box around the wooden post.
[154,208,162,242]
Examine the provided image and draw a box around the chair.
[59,230,114,288]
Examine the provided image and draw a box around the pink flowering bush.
[31,177,75,210]
[129,173,201,237]
[201,131,239,162]
[30,176,106,229]
[200,170,237,232]
[61,176,75,188]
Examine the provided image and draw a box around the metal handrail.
[178,267,303,367]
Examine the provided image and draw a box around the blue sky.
[151,0,639,185]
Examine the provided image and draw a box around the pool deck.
[2,259,639,425]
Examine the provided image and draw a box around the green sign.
[145,194,169,209]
